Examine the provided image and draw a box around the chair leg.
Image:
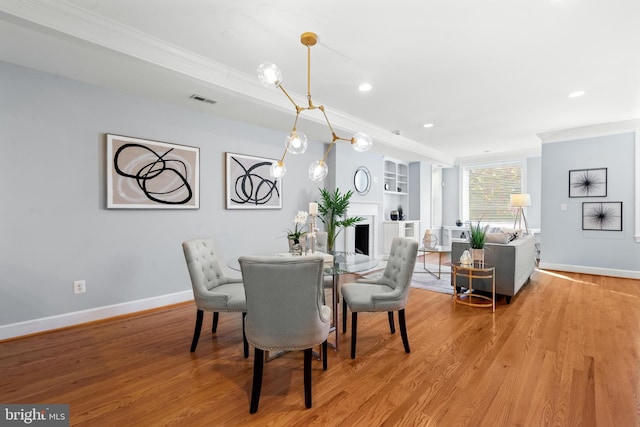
[242,313,249,358]
[304,348,313,408]
[388,311,395,334]
[342,300,347,333]
[190,309,204,352]
[211,312,219,333]
[322,340,328,371]
[398,309,410,353]
[250,348,264,414]
[351,312,358,359]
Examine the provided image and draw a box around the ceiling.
[1,0,639,166]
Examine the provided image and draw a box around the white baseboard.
[539,263,640,280]
[0,291,193,341]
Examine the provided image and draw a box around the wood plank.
[1,265,639,426]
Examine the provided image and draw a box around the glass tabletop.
[227,251,379,276]
[419,245,452,253]
[325,251,379,275]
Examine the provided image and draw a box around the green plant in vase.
[469,218,489,263]
[317,188,363,252]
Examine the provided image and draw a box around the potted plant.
[469,218,489,263]
[286,210,308,255]
[317,188,363,251]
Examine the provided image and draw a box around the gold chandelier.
[257,32,373,181]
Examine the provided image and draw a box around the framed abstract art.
[582,202,622,231]
[225,152,282,209]
[106,134,199,209]
[569,168,607,198]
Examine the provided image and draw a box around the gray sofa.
[451,235,536,303]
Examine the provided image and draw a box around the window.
[461,161,524,224]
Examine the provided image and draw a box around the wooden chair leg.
[342,300,347,333]
[304,348,313,408]
[242,313,249,358]
[250,348,264,414]
[190,309,204,352]
[388,311,395,334]
[351,312,358,359]
[398,309,410,353]
[212,312,219,333]
[322,340,328,371]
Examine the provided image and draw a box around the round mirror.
[353,166,371,195]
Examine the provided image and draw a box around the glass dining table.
[228,251,379,351]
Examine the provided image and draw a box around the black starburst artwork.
[582,202,622,231]
[569,168,607,197]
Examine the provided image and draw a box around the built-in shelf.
[383,158,410,220]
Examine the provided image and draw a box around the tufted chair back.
[379,237,419,305]
[315,231,328,253]
[181,237,247,354]
[182,238,245,312]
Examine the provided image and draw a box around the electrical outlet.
[73,280,86,294]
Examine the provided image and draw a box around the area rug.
[360,263,454,295]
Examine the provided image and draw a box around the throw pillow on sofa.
[486,232,510,244]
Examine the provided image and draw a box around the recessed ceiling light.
[569,90,585,98]
[423,123,434,128]
[358,83,372,92]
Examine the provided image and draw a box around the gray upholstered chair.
[341,237,418,359]
[238,255,331,414]
[182,238,248,357]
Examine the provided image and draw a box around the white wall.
[0,61,340,338]
[541,131,640,277]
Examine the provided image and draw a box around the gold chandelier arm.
[278,148,288,164]
[291,110,301,131]
[279,84,302,110]
[320,140,337,163]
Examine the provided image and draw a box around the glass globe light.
[257,62,283,88]
[308,160,328,181]
[285,131,308,155]
[351,132,373,152]
[270,161,286,179]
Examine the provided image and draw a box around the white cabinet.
[442,226,469,247]
[383,221,420,257]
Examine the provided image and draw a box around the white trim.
[0,291,193,341]
[636,130,640,243]
[538,263,640,280]
[538,118,640,144]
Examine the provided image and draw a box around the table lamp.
[510,193,531,235]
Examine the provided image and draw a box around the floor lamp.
[510,193,531,235]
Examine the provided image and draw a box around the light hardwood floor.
[2,256,639,426]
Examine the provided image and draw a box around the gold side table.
[452,261,496,312]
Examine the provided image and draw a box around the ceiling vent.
[189,94,217,105]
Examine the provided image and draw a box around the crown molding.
[0,0,454,165]
[537,118,640,143]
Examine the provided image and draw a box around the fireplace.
[355,224,370,255]
[344,203,380,258]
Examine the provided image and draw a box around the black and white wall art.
[225,152,282,209]
[107,134,199,209]
[582,202,622,231]
[569,168,607,198]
